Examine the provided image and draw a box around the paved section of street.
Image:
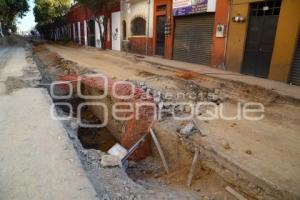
[0,45,97,200]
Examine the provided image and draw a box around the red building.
[65,2,121,50]
[58,0,229,68]
[151,0,230,68]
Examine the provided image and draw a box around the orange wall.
[211,0,230,68]
[129,37,154,55]
[225,3,249,72]
[268,0,300,82]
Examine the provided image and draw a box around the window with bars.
[250,0,281,16]
[131,17,146,36]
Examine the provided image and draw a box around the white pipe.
[145,0,151,55]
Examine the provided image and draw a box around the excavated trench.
[46,89,237,200]
[36,72,231,199]
[54,98,118,152]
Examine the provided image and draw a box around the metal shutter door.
[173,14,215,66]
[290,31,300,86]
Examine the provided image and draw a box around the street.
[0,34,299,199]
[1,0,300,199]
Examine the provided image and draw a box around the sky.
[17,0,36,33]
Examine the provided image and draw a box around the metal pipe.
[121,133,149,163]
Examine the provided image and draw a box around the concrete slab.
[0,88,98,200]
[0,45,97,200]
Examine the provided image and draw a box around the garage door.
[173,13,215,66]
[290,31,300,86]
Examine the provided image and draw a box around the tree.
[75,0,117,49]
[34,0,70,25]
[33,0,71,39]
[0,0,29,34]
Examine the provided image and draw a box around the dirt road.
[0,44,98,199]
[36,43,300,199]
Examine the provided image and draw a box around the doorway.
[173,14,214,65]
[155,15,166,56]
[242,1,281,78]
[87,20,96,47]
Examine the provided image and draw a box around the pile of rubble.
[128,79,226,119]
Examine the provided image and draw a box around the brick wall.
[59,74,155,160]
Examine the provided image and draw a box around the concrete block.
[101,155,122,167]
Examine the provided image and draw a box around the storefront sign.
[173,0,208,16]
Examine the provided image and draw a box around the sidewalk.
[132,54,300,100]
[0,46,97,200]
[0,89,98,200]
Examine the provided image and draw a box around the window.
[122,20,127,39]
[131,17,146,36]
[157,5,166,12]
[250,0,281,16]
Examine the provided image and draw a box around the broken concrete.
[179,122,198,138]
[101,155,122,167]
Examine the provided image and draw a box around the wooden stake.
[150,128,170,174]
[187,148,200,187]
[225,186,248,200]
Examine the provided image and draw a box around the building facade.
[65,2,121,50]
[50,0,300,85]
[150,0,229,68]
[121,0,154,55]
[225,0,300,84]
[171,0,217,66]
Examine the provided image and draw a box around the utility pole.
[145,0,151,55]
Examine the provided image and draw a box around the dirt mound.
[176,71,199,80]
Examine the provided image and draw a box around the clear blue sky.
[17,0,36,32]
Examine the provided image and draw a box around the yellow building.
[226,0,300,85]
